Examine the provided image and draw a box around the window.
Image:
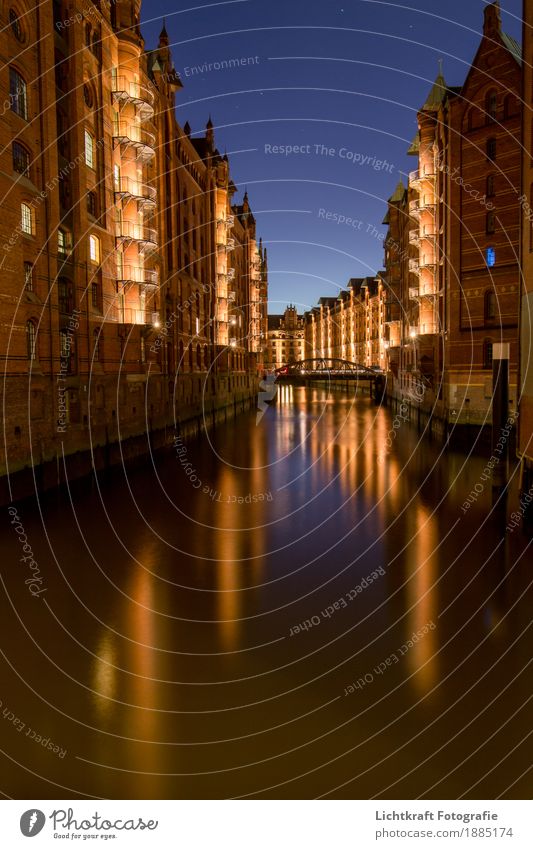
[21,202,32,235]
[26,320,36,360]
[487,175,495,197]
[91,280,102,310]
[84,130,95,168]
[487,138,497,161]
[89,234,100,263]
[9,68,27,118]
[9,9,24,41]
[485,291,497,321]
[486,90,497,122]
[486,212,495,234]
[12,141,30,176]
[57,228,70,256]
[140,335,146,363]
[85,23,92,46]
[484,340,494,370]
[24,261,33,291]
[58,278,72,313]
[87,190,97,216]
[83,83,93,108]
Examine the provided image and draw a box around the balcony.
[409,229,420,246]
[419,257,436,270]
[409,168,436,186]
[116,221,158,251]
[409,199,420,218]
[419,229,437,243]
[113,121,156,161]
[114,177,156,208]
[118,307,159,326]
[409,258,419,275]
[217,214,234,228]
[117,265,158,288]
[228,290,236,302]
[409,286,420,300]
[226,237,235,251]
[227,267,235,281]
[111,77,155,120]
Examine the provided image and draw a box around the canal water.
[1,385,532,799]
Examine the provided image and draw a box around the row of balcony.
[113,121,156,162]
[116,221,158,251]
[117,265,158,288]
[111,77,154,121]
[409,168,436,187]
[216,238,235,253]
[114,176,156,208]
[217,214,234,228]
[408,285,439,300]
[410,198,436,218]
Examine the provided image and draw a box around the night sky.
[140,0,523,314]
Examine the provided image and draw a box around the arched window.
[9,9,24,41]
[486,89,497,122]
[21,202,33,234]
[26,320,36,360]
[486,211,495,234]
[9,68,27,118]
[487,138,497,161]
[12,141,30,177]
[485,291,497,321]
[483,339,494,370]
[89,234,100,263]
[487,175,495,197]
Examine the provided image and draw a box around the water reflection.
[1,386,531,799]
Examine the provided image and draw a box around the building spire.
[483,1,502,38]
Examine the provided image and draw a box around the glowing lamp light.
[409,328,417,339]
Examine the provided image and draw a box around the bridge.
[274,358,384,381]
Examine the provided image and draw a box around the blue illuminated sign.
[486,247,496,267]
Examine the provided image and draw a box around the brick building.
[303,277,386,369]
[266,305,305,370]
[519,0,533,485]
[383,1,521,430]
[0,0,267,496]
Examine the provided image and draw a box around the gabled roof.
[421,72,447,112]
[501,32,522,65]
[407,132,420,156]
[388,180,405,203]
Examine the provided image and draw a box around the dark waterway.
[1,385,532,799]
